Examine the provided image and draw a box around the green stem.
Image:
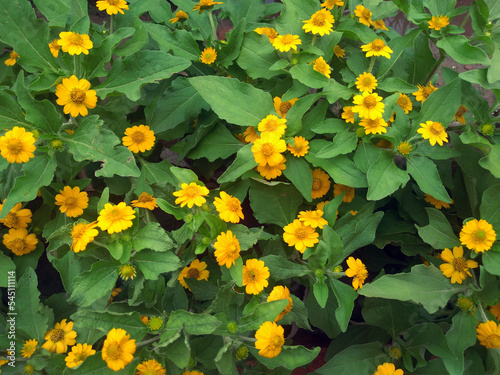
[73,55,77,76]
[311,35,318,47]
[110,14,114,34]
[477,303,489,323]
[367,56,376,74]
[423,50,446,86]
[136,336,160,348]
[460,13,470,29]
[208,10,217,41]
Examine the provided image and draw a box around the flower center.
[7,139,23,154]
[312,178,322,190]
[261,143,275,156]
[281,35,295,45]
[204,52,213,60]
[362,9,371,19]
[131,131,145,143]
[185,186,200,198]
[263,120,278,132]
[312,14,326,27]
[11,238,25,252]
[70,89,86,104]
[71,225,87,241]
[69,34,84,45]
[75,352,87,362]
[138,193,154,203]
[272,336,284,348]
[105,342,122,360]
[452,257,467,272]
[227,243,240,257]
[486,334,500,348]
[64,196,78,209]
[49,329,65,343]
[227,199,240,212]
[474,230,486,241]
[187,268,200,278]
[422,87,433,98]
[107,0,120,5]
[371,40,385,51]
[363,95,377,109]
[295,228,307,240]
[363,77,373,86]
[4,212,19,227]
[249,270,257,280]
[429,123,443,135]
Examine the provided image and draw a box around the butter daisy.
[476,321,500,349]
[354,5,372,27]
[312,56,331,78]
[55,186,89,218]
[97,202,136,234]
[169,10,188,24]
[273,34,302,52]
[361,39,393,59]
[459,218,497,253]
[428,15,450,30]
[214,230,241,268]
[417,121,448,146]
[41,319,77,354]
[135,359,166,375]
[283,219,319,253]
[397,141,412,155]
[213,191,244,223]
[4,50,19,66]
[101,328,136,371]
[49,40,61,58]
[258,115,287,137]
[254,27,278,43]
[355,72,377,93]
[321,0,344,9]
[413,82,437,102]
[257,159,286,180]
[122,125,156,153]
[243,126,259,143]
[454,105,468,124]
[131,192,158,210]
[333,45,345,58]
[251,132,287,167]
[173,182,210,208]
[178,259,209,290]
[192,0,223,14]
[372,19,388,30]
[58,32,93,55]
[311,168,331,199]
[333,184,355,202]
[359,117,388,135]
[396,93,413,114]
[55,75,97,117]
[273,96,298,118]
[119,264,136,281]
[352,92,385,120]
[0,202,32,229]
[345,257,368,290]
[0,126,36,164]
[70,221,99,253]
[373,363,404,375]
[424,194,452,209]
[200,46,217,64]
[22,339,38,358]
[302,9,335,36]
[96,0,129,15]
[65,343,96,368]
[242,258,270,295]
[287,136,309,157]
[297,209,327,229]
[341,106,355,123]
[255,321,285,358]
[439,246,478,284]
[267,285,293,321]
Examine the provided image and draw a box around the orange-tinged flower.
[214,230,241,268]
[135,359,166,375]
[312,56,331,78]
[178,259,209,290]
[417,121,448,146]
[257,159,286,180]
[359,117,388,135]
[342,106,355,123]
[373,362,404,375]
[287,136,309,157]
[476,321,500,349]
[200,47,217,64]
[311,168,331,199]
[372,19,388,30]
[122,125,156,153]
[283,219,319,253]
[0,126,36,164]
[21,339,38,358]
[428,15,450,30]
[459,218,497,253]
[42,319,77,354]
[254,27,278,43]
[49,40,61,58]
[424,194,452,209]
[4,50,19,66]
[321,0,344,10]
[243,126,259,143]
[439,246,478,284]
[413,82,437,102]
[102,328,136,371]
[255,321,284,358]
[71,221,99,252]
[169,10,188,23]
[0,201,32,229]
[131,192,158,210]
[55,186,89,218]
[65,343,96,368]
[213,191,244,223]
[273,96,299,118]
[333,45,345,58]
[55,75,97,117]
[354,5,372,27]
[58,32,93,55]
[267,285,293,321]
[242,258,270,295]
[396,93,412,114]
[333,184,355,202]
[454,105,467,124]
[345,257,368,290]
[297,209,327,229]
[173,182,210,208]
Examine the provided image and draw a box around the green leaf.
[459,68,500,90]
[487,48,500,83]
[315,130,358,159]
[444,311,478,375]
[229,255,243,286]
[483,248,500,276]
[250,345,321,371]
[94,51,191,101]
[359,264,467,314]
[159,310,221,345]
[133,250,181,280]
[377,77,418,93]
[480,185,500,230]
[436,35,491,66]
[131,223,175,252]
[259,255,310,280]
[188,123,243,161]
[145,23,201,61]
[289,63,330,89]
[479,144,500,178]
[0,90,31,128]
[282,155,313,201]
[31,0,69,27]
[330,278,357,332]
[139,159,177,187]
[48,250,92,294]
[336,18,379,43]
[378,29,421,79]
[323,80,355,104]
[366,150,409,201]
[71,310,147,340]
[237,33,282,80]
[229,225,263,251]
[164,336,191,369]
[313,276,329,308]
[416,208,461,249]
[217,143,257,184]
[189,76,273,127]
[239,300,288,332]
[0,253,15,288]
[407,155,451,203]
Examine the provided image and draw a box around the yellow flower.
[41,319,77,354]
[140,316,149,325]
[135,359,166,375]
[428,15,450,30]
[460,218,497,253]
[71,221,99,253]
[49,39,61,58]
[341,106,355,123]
[321,0,344,9]
[55,75,98,117]
[424,194,452,209]
[173,182,210,208]
[361,39,393,59]
[102,328,136,371]
[333,184,355,202]
[242,258,270,295]
[96,0,129,15]
[333,45,345,58]
[298,209,327,229]
[255,321,284,358]
[355,72,377,93]
[58,32,93,55]
[372,19,388,30]
[131,192,158,210]
[287,136,309,157]
[4,50,19,66]
[396,93,412,114]
[200,46,217,64]
[354,5,372,27]
[283,219,319,253]
[65,343,96,368]
[359,117,388,135]
[476,321,500,349]
[272,34,302,52]
[182,371,204,375]
[258,114,287,137]
[214,230,241,268]
[0,126,36,164]
[345,257,368,290]
[122,125,156,153]
[55,186,89,218]
[21,339,38,358]
[302,9,335,36]
[0,202,32,229]
[178,259,209,290]
[352,92,385,120]
[454,105,467,124]
[373,363,404,375]
[214,191,244,223]
[169,10,188,23]
[251,132,287,167]
[397,141,412,155]
[439,246,478,284]
[273,96,298,118]
[311,168,331,199]
[257,159,286,180]
[267,285,293,321]
[412,82,437,102]
[254,27,278,43]
[312,56,331,78]
[97,202,136,234]
[192,0,223,14]
[417,120,448,146]
[119,264,136,280]
[490,303,500,320]
[243,126,259,143]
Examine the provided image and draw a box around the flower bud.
[235,345,249,360]
[148,316,164,331]
[481,124,494,136]
[50,139,64,150]
[227,321,238,334]
[314,268,324,277]
[185,213,193,223]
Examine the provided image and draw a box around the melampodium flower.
[131,192,158,210]
[102,328,136,371]
[361,39,393,59]
[65,343,96,368]
[460,219,497,253]
[333,45,345,58]
[439,246,478,284]
[396,93,413,114]
[192,0,223,14]
[355,72,377,93]
[255,321,284,358]
[298,210,327,229]
[58,32,93,55]
[243,126,259,143]
[342,106,355,123]
[49,39,61,58]
[96,0,129,15]
[119,264,136,280]
[55,186,89,218]
[122,125,156,153]
[257,159,286,180]
[345,257,368,290]
[97,202,136,234]
[273,34,302,52]
[288,136,309,157]
[135,359,166,375]
[312,56,331,78]
[254,27,278,43]
[490,303,500,320]
[251,132,287,167]
[333,184,355,202]
[321,0,344,9]
[169,10,188,23]
[243,258,270,295]
[352,92,385,120]
[428,15,450,30]
[413,82,437,102]
[283,219,319,253]
[0,126,36,164]
[274,96,298,118]
[41,319,77,354]
[372,19,388,30]
[22,339,38,358]
[354,5,372,27]
[173,182,210,208]
[311,168,331,199]
[200,47,217,64]
[417,121,448,146]
[476,321,500,349]
[302,9,335,36]
[360,117,388,135]
[258,115,287,137]
[182,371,204,375]
[267,285,293,321]
[178,259,209,290]
[4,50,19,66]
[454,105,467,124]
[71,221,99,252]
[55,75,98,117]
[424,194,452,209]
[373,363,404,375]
[3,228,38,256]
[0,202,32,229]
[214,191,244,223]
[214,230,241,268]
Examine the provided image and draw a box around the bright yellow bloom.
[200,47,217,64]
[272,34,302,52]
[214,191,244,223]
[97,202,136,234]
[359,117,388,135]
[345,257,368,290]
[341,106,355,123]
[102,328,136,371]
[283,219,319,253]
[287,136,309,157]
[251,132,287,167]
[140,316,149,325]
[428,15,450,30]
[192,0,223,14]
[417,121,448,146]
[135,359,166,375]
[122,125,155,153]
[255,321,284,358]
[298,209,327,229]
[352,92,385,120]
[119,264,136,280]
[460,219,497,253]
[42,319,77,354]
[267,285,293,321]
[242,258,270,295]
[312,56,331,78]
[4,50,19,66]
[55,75,97,117]
[355,72,377,93]
[333,45,345,58]
[373,362,404,375]
[21,339,38,358]
[243,126,259,143]
[396,93,412,114]
[169,10,188,23]
[354,5,372,27]
[333,184,355,202]
[302,9,335,36]
[476,321,500,349]
[257,158,286,180]
[214,230,241,268]
[182,371,204,375]
[131,192,158,210]
[424,194,452,209]
[273,96,298,118]
[71,221,99,253]
[258,114,287,137]
[361,39,393,59]
[173,182,210,208]
[321,0,344,9]
[311,168,331,199]
[65,343,96,368]
[454,105,467,124]
[58,32,93,55]
[96,0,129,15]
[372,19,388,30]
[254,27,278,43]
[0,126,36,164]
[490,304,500,320]
[0,202,32,229]
[49,40,61,58]
[439,246,478,284]
[413,82,437,102]
[178,259,209,290]
[55,186,89,218]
